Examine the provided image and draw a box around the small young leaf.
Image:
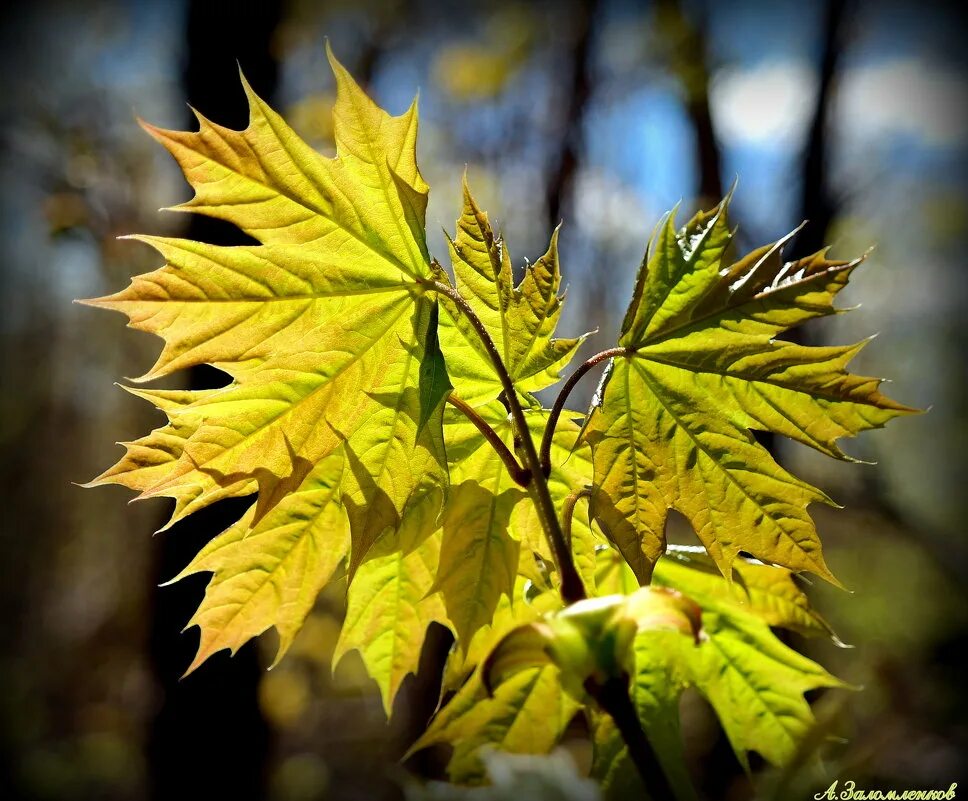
[408,665,579,784]
[439,180,583,405]
[583,543,843,783]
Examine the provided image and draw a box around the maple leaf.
[583,197,916,584]
[585,547,845,794]
[408,664,579,784]
[83,386,255,529]
[436,399,596,645]
[431,480,523,646]
[653,545,842,642]
[440,576,563,695]
[167,449,347,674]
[438,180,583,406]
[334,487,450,713]
[83,47,449,577]
[81,41,916,789]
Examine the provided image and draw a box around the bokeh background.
[1,1,966,799]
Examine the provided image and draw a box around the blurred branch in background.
[790,0,849,265]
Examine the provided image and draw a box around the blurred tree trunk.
[790,0,849,265]
[657,0,723,207]
[546,0,598,235]
[750,0,847,463]
[147,3,281,800]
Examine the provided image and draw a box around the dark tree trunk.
[758,0,849,456]
[790,0,850,264]
[146,3,281,800]
[546,0,598,235]
[658,0,723,208]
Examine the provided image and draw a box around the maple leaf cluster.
[83,49,913,791]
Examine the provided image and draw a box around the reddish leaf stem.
[446,394,531,487]
[430,279,586,604]
[539,347,630,476]
[561,487,592,550]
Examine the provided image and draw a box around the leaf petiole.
[561,487,592,549]
[429,279,587,604]
[446,394,531,486]
[540,347,631,476]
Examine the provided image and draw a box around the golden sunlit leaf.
[334,488,450,713]
[169,450,347,673]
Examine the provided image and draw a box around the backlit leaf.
[334,487,451,712]
[584,197,915,583]
[84,47,448,575]
[438,180,583,405]
[408,665,579,784]
[168,449,347,673]
[654,546,841,642]
[83,386,254,530]
[587,549,845,784]
[690,604,845,769]
[432,480,523,646]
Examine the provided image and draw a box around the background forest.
[1,1,966,799]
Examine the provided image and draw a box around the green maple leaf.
[653,545,842,642]
[583,197,916,584]
[585,549,845,795]
[83,47,448,582]
[431,480,523,647]
[591,596,844,784]
[438,180,583,405]
[408,664,579,784]
[688,603,845,769]
[82,40,915,785]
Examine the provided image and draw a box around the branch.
[585,675,677,800]
[540,347,629,475]
[446,394,531,487]
[430,279,586,604]
[561,487,592,549]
